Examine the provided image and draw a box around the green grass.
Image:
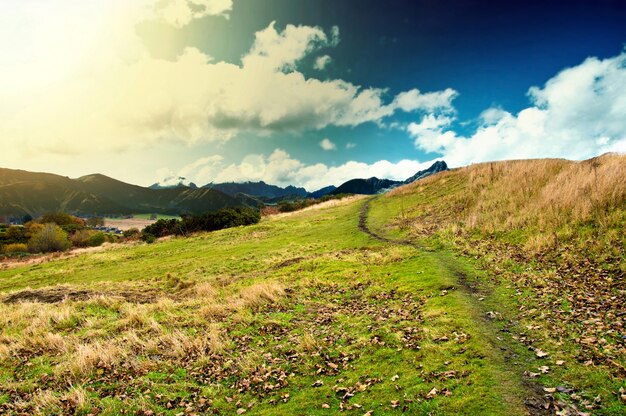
[367,176,626,416]
[0,199,535,415]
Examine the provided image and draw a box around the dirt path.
[359,196,552,416]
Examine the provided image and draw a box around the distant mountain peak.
[206,181,307,199]
[404,160,448,184]
[150,176,197,189]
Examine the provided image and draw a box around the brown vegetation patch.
[4,287,161,304]
[273,256,305,269]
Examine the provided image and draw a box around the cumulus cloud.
[320,138,337,150]
[314,55,332,70]
[0,3,456,158]
[170,150,434,190]
[346,142,357,149]
[156,0,233,27]
[408,51,626,166]
[156,155,224,186]
[393,88,458,113]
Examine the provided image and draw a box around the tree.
[28,223,71,253]
[86,217,105,227]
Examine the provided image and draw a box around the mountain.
[0,169,129,216]
[206,181,307,199]
[0,169,247,217]
[308,185,337,198]
[149,176,197,189]
[331,178,400,195]
[404,160,448,183]
[329,160,449,195]
[74,174,243,214]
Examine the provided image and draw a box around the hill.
[308,185,337,198]
[0,169,247,217]
[0,169,128,216]
[1,155,623,414]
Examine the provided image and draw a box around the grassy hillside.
[368,153,626,413]
[1,197,537,415]
[0,155,624,415]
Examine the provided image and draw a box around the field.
[0,156,624,415]
[104,215,181,231]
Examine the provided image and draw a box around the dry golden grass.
[194,281,217,298]
[297,332,319,353]
[68,342,126,376]
[63,386,89,412]
[32,390,61,414]
[240,281,285,308]
[266,195,367,220]
[393,154,626,253]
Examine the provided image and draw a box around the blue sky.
[1,0,625,190]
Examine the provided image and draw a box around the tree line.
[141,207,260,242]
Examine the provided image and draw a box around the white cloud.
[204,149,434,191]
[346,142,357,149]
[314,55,332,70]
[393,88,458,113]
[320,138,337,151]
[156,155,224,186]
[0,8,455,158]
[156,0,233,28]
[408,51,626,166]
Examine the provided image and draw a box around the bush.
[28,223,71,253]
[141,233,156,244]
[38,213,86,227]
[122,228,140,239]
[86,217,105,227]
[88,232,106,247]
[2,243,28,254]
[70,229,92,247]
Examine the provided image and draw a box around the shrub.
[28,223,71,253]
[5,226,26,244]
[70,229,92,247]
[141,233,156,244]
[88,232,106,247]
[86,217,105,227]
[122,228,140,239]
[38,213,86,227]
[3,243,28,254]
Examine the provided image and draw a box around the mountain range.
[0,161,447,217]
[330,160,448,195]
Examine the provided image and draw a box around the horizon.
[1,0,625,189]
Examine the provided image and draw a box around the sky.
[1,0,625,191]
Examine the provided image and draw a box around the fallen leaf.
[426,388,438,399]
[535,349,549,358]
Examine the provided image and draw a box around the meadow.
[0,155,624,415]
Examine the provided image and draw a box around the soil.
[3,286,162,304]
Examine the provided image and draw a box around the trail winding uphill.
[359,196,556,416]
